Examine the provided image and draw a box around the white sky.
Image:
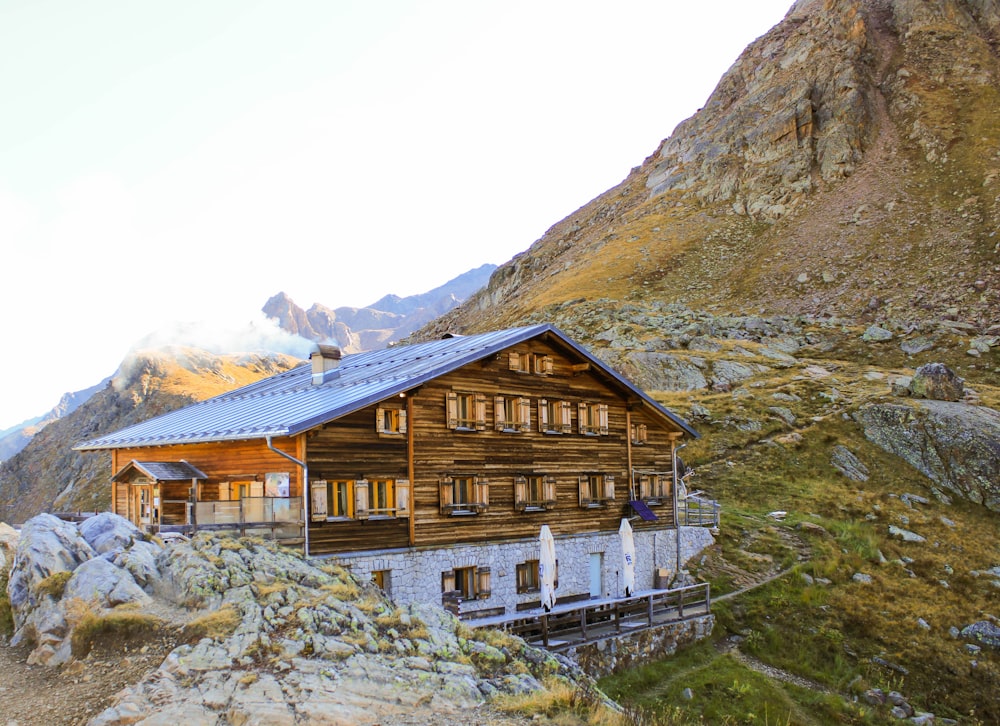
[0,0,792,431]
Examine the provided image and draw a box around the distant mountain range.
[0,263,495,469]
[262,263,496,351]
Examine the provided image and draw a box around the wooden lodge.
[77,325,713,615]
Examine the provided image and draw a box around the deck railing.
[473,583,711,651]
[156,496,303,541]
[678,494,721,528]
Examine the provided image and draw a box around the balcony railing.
[156,496,303,542]
[678,493,720,528]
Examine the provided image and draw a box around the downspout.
[267,436,310,558]
[672,442,687,578]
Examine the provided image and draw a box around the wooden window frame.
[446,391,487,431]
[328,479,354,519]
[509,351,554,376]
[495,395,531,433]
[630,423,648,445]
[578,402,610,436]
[372,569,392,596]
[439,475,489,516]
[637,473,669,505]
[375,406,407,436]
[516,560,540,593]
[442,565,491,601]
[514,475,558,512]
[538,399,572,434]
[578,473,616,507]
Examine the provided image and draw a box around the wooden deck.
[467,583,711,651]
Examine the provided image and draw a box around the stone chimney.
[311,345,342,385]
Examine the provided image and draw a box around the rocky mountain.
[0,349,299,526]
[423,0,1000,337]
[263,263,496,352]
[0,380,109,463]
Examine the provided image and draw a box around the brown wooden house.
[76,325,710,615]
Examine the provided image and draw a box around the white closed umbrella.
[619,518,636,597]
[539,525,557,611]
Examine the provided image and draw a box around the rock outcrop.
[5,514,593,725]
[854,400,1000,511]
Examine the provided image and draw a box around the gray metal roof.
[111,460,208,482]
[76,324,698,450]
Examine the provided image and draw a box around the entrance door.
[133,486,153,526]
[589,553,603,598]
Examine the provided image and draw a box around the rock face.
[421,0,1000,339]
[854,401,1000,511]
[5,516,592,724]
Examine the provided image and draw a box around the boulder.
[960,621,1000,650]
[7,514,96,624]
[862,325,893,342]
[854,401,1000,512]
[830,445,869,481]
[620,351,708,391]
[79,512,147,554]
[909,363,964,401]
[63,556,150,608]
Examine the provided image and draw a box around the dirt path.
[0,628,181,726]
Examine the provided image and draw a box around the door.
[133,486,153,526]
[589,553,603,598]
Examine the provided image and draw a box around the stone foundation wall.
[329,525,715,615]
[568,614,716,677]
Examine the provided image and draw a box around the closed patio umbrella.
[539,524,557,611]
[619,518,636,597]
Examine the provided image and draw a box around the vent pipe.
[310,345,342,385]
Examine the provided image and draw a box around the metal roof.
[75,324,698,450]
[111,460,209,482]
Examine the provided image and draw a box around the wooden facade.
[85,326,700,607]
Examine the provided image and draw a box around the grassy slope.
[600,326,999,725]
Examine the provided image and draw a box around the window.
[579,474,615,506]
[376,407,407,435]
[442,566,491,600]
[514,475,557,511]
[516,560,540,593]
[327,480,353,518]
[446,392,487,431]
[439,475,489,515]
[226,480,262,500]
[538,399,573,434]
[630,423,648,445]
[494,395,531,432]
[372,569,392,596]
[637,473,670,504]
[315,478,409,520]
[578,402,610,435]
[508,351,554,375]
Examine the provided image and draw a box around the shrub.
[71,606,165,657]
[181,605,241,642]
[34,570,73,599]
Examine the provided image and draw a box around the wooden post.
[625,407,634,498]
[406,393,416,547]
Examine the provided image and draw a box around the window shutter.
[561,401,573,433]
[543,476,557,505]
[477,566,492,599]
[311,480,328,521]
[518,397,532,432]
[538,399,548,432]
[538,355,554,375]
[514,476,528,510]
[354,479,370,520]
[395,478,410,516]
[578,475,589,505]
[250,481,264,498]
[494,395,505,431]
[446,392,458,429]
[508,351,521,371]
[397,409,407,434]
[603,474,616,501]
[638,474,650,500]
[598,404,610,435]
[439,477,454,513]
[475,477,490,510]
[442,570,456,593]
[375,407,386,434]
[474,393,487,431]
[578,402,588,433]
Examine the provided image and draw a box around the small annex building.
[76,324,711,617]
